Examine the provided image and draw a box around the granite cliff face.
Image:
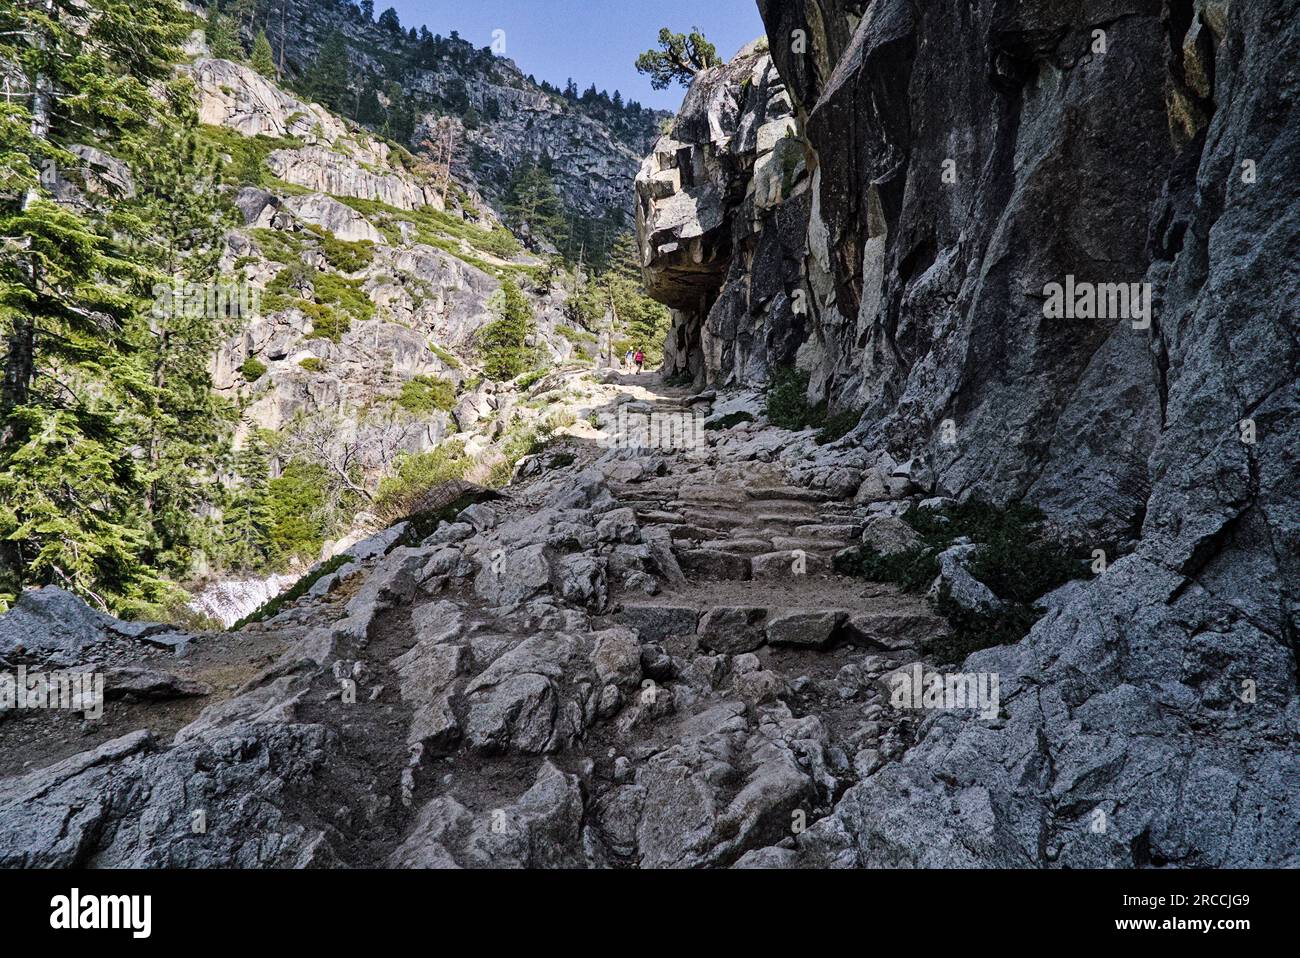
[188,54,586,455]
[637,41,812,387]
[641,0,1299,866]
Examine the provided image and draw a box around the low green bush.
[306,225,375,273]
[375,441,472,520]
[816,406,864,445]
[836,500,1090,661]
[396,375,456,414]
[766,366,823,431]
[240,357,267,381]
[429,343,462,370]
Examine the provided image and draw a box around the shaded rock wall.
[736,0,1299,868]
[639,0,1299,866]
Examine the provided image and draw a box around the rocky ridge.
[201,0,667,224]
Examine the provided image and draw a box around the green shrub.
[396,375,456,414]
[556,325,597,345]
[836,500,1091,660]
[484,421,557,490]
[299,357,325,373]
[313,272,374,324]
[240,357,268,381]
[816,406,864,445]
[766,366,826,431]
[705,411,755,431]
[399,489,499,543]
[375,441,472,518]
[266,462,332,565]
[516,367,549,391]
[250,227,308,266]
[925,589,1045,666]
[306,225,376,272]
[429,343,462,370]
[265,267,373,342]
[833,544,939,594]
[334,194,521,262]
[198,125,303,188]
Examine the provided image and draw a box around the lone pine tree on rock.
[636,27,722,90]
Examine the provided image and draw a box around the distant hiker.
[634,349,645,373]
[625,348,635,370]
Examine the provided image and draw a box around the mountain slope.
[201,0,670,234]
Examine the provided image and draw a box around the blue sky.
[378,0,767,110]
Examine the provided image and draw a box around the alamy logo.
[889,664,1000,720]
[0,666,103,719]
[151,279,260,322]
[1043,274,1151,329]
[50,889,151,939]
[604,405,706,453]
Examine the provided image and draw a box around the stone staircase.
[611,480,860,582]
[604,472,946,664]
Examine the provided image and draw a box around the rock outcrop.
[635,0,1299,868]
[637,41,812,386]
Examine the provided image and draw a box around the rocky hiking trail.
[0,371,957,868]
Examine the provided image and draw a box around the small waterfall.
[189,573,298,628]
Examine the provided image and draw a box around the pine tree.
[303,31,351,112]
[221,431,277,571]
[115,119,238,577]
[207,11,243,60]
[0,0,191,611]
[635,27,722,90]
[250,29,276,77]
[477,280,534,380]
[504,162,569,252]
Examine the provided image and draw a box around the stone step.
[753,510,819,524]
[817,505,862,520]
[769,535,855,554]
[619,603,854,654]
[679,509,752,530]
[674,486,748,504]
[746,486,838,504]
[794,523,863,539]
[750,550,833,579]
[694,538,775,555]
[663,523,728,541]
[634,509,684,524]
[731,525,802,540]
[612,488,672,503]
[675,548,753,581]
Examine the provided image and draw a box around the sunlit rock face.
[636,41,813,389]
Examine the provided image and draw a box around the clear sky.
[377,0,768,111]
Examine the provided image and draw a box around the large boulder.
[0,588,192,664]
